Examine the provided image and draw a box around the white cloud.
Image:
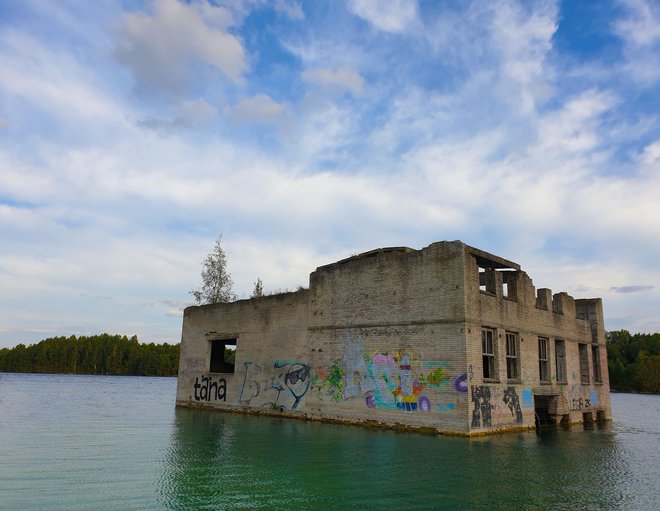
[274,0,304,20]
[114,0,247,96]
[138,98,217,132]
[347,0,420,33]
[614,0,660,86]
[489,0,558,113]
[302,67,365,94]
[227,93,284,124]
[639,140,660,165]
[0,30,125,124]
[2,0,660,347]
[615,0,660,47]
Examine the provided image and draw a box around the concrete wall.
[176,290,310,411]
[463,251,612,434]
[304,241,470,434]
[176,240,611,436]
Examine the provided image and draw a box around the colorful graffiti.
[238,359,313,410]
[454,373,468,392]
[315,342,458,414]
[471,385,525,428]
[521,390,533,409]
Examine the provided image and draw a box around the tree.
[190,236,235,304]
[251,277,264,298]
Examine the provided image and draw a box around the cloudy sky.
[1,0,659,348]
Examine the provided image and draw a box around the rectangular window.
[538,337,550,382]
[579,343,590,384]
[555,340,567,383]
[482,329,496,379]
[479,267,496,294]
[505,332,519,380]
[592,345,602,383]
[209,339,237,373]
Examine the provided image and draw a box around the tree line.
[0,334,179,377]
[607,330,659,394]
[1,329,657,389]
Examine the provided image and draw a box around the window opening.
[210,339,237,373]
[555,340,567,383]
[478,267,496,294]
[579,344,590,384]
[538,337,550,382]
[501,271,517,300]
[482,329,496,379]
[592,345,602,383]
[505,332,519,380]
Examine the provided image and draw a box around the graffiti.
[471,386,492,427]
[468,364,474,381]
[314,343,460,414]
[502,387,523,424]
[521,390,533,409]
[418,396,432,412]
[393,354,422,411]
[368,353,398,407]
[281,362,311,409]
[435,403,455,412]
[569,386,592,411]
[454,373,468,393]
[341,342,376,399]
[184,357,205,372]
[471,386,526,428]
[238,359,312,410]
[238,361,256,406]
[571,397,592,410]
[317,361,345,402]
[590,391,598,407]
[193,375,226,402]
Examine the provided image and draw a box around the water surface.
[0,374,657,510]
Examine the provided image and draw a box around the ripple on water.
[1,374,658,510]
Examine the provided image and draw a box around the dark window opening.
[210,339,237,373]
[505,332,519,380]
[579,343,590,384]
[482,329,496,379]
[501,271,518,300]
[538,337,550,382]
[479,267,496,294]
[592,345,602,383]
[555,340,567,383]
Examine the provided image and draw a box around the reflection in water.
[0,375,656,510]
[159,405,649,511]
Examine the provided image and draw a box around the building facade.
[176,241,611,435]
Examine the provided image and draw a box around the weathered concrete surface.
[176,241,612,435]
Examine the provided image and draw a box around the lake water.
[0,374,657,510]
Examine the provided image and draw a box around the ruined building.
[176,241,611,435]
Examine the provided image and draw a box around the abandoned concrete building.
[176,240,612,435]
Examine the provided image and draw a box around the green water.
[0,374,657,510]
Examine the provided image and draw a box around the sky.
[1,0,659,349]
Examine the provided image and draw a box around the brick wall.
[176,240,611,435]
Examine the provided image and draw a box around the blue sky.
[1,0,659,348]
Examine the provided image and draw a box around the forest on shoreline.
[0,331,657,391]
[0,334,178,377]
[606,330,659,394]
